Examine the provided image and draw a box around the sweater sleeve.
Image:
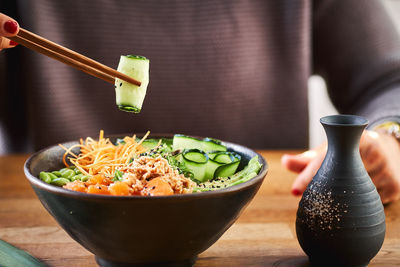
[313,0,400,127]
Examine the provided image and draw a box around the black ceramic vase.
[296,115,386,267]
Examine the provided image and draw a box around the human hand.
[0,13,19,51]
[282,130,400,204]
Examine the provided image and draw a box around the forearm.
[350,84,400,128]
[313,0,400,118]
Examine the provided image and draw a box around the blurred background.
[308,0,400,148]
[1,0,400,154]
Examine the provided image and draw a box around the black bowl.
[24,135,268,266]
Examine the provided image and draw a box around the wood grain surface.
[0,151,399,266]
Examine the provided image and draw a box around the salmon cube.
[141,177,174,196]
[63,180,87,193]
[109,181,131,196]
[87,184,109,195]
[88,174,111,186]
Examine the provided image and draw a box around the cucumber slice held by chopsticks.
[115,55,150,113]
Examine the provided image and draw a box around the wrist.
[373,121,400,143]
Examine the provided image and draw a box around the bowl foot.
[95,256,197,267]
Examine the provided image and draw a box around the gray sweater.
[1,0,400,152]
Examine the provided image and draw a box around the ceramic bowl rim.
[24,134,268,200]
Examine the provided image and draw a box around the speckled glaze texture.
[296,115,386,267]
[24,135,268,266]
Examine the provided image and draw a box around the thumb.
[0,13,19,37]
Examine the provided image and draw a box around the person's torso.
[15,0,311,150]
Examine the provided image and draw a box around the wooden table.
[0,151,399,266]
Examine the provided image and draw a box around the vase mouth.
[320,115,369,127]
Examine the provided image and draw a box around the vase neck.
[324,125,364,159]
[320,115,368,162]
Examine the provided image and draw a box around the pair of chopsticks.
[8,28,141,87]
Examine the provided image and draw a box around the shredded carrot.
[59,130,149,178]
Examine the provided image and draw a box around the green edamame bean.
[80,175,90,182]
[51,178,70,187]
[59,168,70,174]
[48,173,59,181]
[39,172,52,184]
[70,174,83,181]
[52,171,62,177]
[61,169,75,179]
[74,168,82,175]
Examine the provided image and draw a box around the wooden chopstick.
[10,34,115,84]
[8,28,141,87]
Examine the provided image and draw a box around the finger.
[371,164,400,204]
[0,37,18,50]
[0,37,13,51]
[281,142,327,173]
[291,153,325,196]
[376,188,388,204]
[361,149,382,171]
[377,184,400,204]
[0,13,19,37]
[359,130,377,157]
[281,152,313,173]
[372,171,391,190]
[367,158,386,181]
[360,132,384,173]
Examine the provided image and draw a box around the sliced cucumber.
[208,152,218,161]
[194,156,262,192]
[214,152,241,178]
[203,152,240,180]
[214,161,240,178]
[172,135,203,151]
[172,135,244,182]
[184,151,207,162]
[182,149,209,182]
[201,138,227,152]
[214,153,232,164]
[172,135,226,152]
[204,159,224,180]
[115,55,149,113]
